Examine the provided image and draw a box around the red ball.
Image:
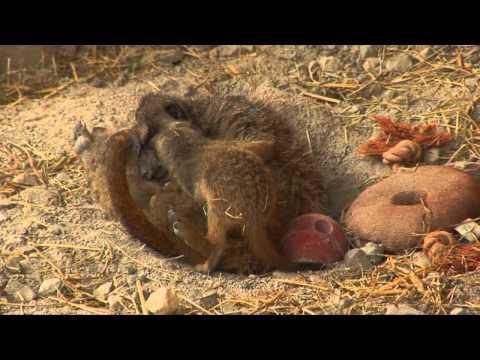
[282,213,348,265]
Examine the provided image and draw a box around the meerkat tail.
[104,130,203,264]
[244,214,288,270]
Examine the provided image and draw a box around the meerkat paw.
[72,122,92,155]
[72,121,87,141]
[168,209,186,239]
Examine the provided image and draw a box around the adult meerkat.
[150,120,288,273]
[72,122,206,266]
[73,122,274,273]
[132,92,327,247]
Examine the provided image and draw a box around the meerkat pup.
[149,120,287,273]
[72,121,206,266]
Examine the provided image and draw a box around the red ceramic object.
[282,213,348,265]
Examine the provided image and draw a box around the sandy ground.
[1,45,480,315]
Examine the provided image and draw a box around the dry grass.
[1,45,480,315]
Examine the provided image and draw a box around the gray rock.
[450,307,469,315]
[423,147,441,164]
[16,286,36,302]
[145,287,178,315]
[331,293,353,309]
[344,249,372,270]
[4,278,23,295]
[38,278,62,297]
[412,252,431,268]
[318,56,342,72]
[363,57,380,73]
[385,54,413,73]
[385,304,425,315]
[359,45,379,60]
[18,259,33,274]
[360,242,385,265]
[107,294,123,312]
[199,290,219,309]
[93,281,113,300]
[5,255,23,273]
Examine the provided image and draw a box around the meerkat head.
[72,122,109,155]
[72,121,93,155]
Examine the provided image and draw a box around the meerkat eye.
[164,103,185,120]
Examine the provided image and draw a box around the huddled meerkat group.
[73,92,326,274]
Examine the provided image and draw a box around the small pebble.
[412,252,431,268]
[93,281,113,300]
[19,259,33,274]
[198,290,219,309]
[360,242,385,265]
[385,54,413,73]
[15,286,37,302]
[38,278,62,297]
[423,147,440,164]
[145,287,178,315]
[5,255,23,273]
[107,294,123,312]
[343,249,372,270]
[12,172,40,186]
[385,304,425,315]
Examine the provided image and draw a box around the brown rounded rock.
[345,166,480,253]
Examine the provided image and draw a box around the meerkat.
[72,122,206,266]
[149,120,288,273]
[132,92,327,244]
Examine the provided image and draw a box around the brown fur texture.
[134,92,327,237]
[151,121,288,273]
[72,122,205,266]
